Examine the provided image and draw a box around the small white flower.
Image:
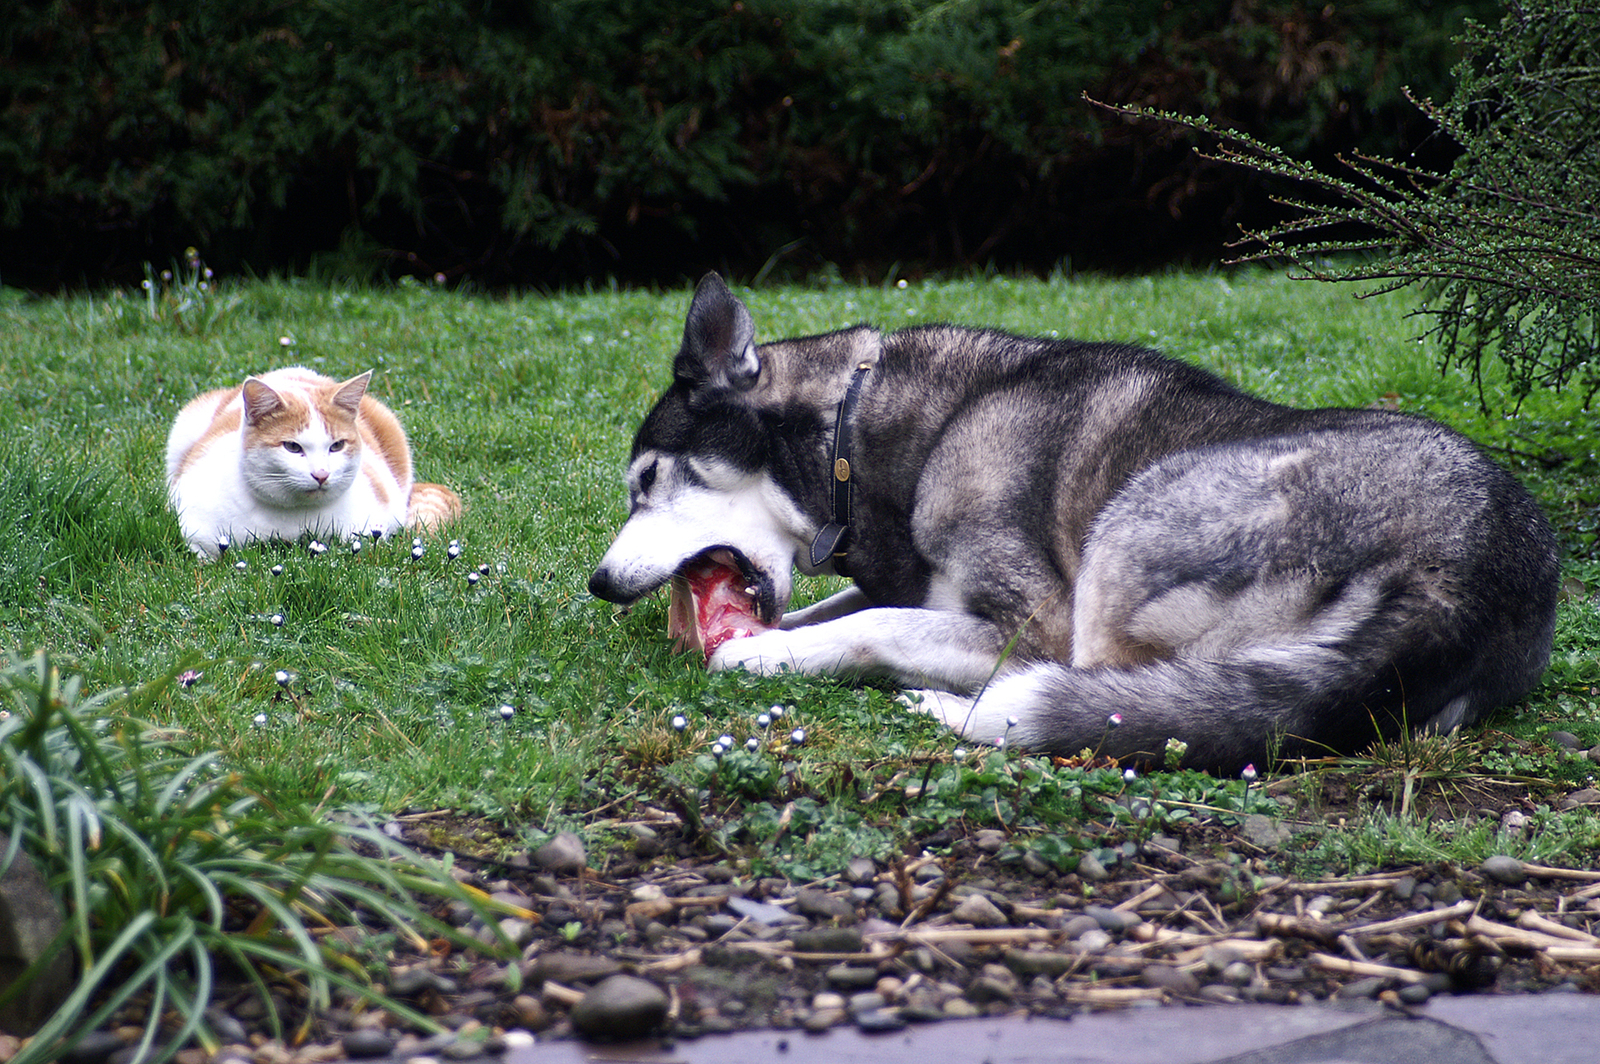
[279,336,294,346]
[411,545,425,560]
[756,713,771,729]
[216,535,230,553]
[413,537,423,548]
[790,727,807,745]
[498,704,515,720]
[447,541,461,559]
[234,560,248,571]
[275,670,290,687]
[953,746,968,759]
[467,571,481,585]
[671,714,688,731]
[745,737,760,752]
[769,704,785,719]
[711,743,726,758]
[1123,768,1138,782]
[719,734,734,748]
[349,537,362,554]
[270,613,284,627]
[270,564,284,576]
[253,712,269,726]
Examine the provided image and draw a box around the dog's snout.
[588,567,628,603]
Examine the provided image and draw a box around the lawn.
[4,267,1598,876]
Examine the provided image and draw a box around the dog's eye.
[638,459,658,494]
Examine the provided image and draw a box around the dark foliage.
[1,0,1498,288]
[1110,0,1599,408]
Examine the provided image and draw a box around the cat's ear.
[241,377,285,423]
[331,371,373,418]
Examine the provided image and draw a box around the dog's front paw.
[707,630,798,675]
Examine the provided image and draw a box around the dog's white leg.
[711,607,1005,690]
[901,672,1054,748]
[781,586,871,629]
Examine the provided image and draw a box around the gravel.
[16,783,1600,1064]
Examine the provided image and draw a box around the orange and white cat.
[166,366,462,558]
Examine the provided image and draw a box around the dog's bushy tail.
[931,645,1489,774]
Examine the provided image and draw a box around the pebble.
[1084,904,1142,935]
[790,926,864,953]
[569,975,669,1040]
[532,831,588,875]
[1560,787,1600,809]
[794,887,858,924]
[1141,963,1201,996]
[1240,813,1294,849]
[826,964,881,990]
[854,1008,907,1032]
[530,951,624,985]
[1075,852,1111,881]
[950,892,1009,927]
[340,1029,397,1059]
[1481,855,1528,885]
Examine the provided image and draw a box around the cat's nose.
[311,469,329,485]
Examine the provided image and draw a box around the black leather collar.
[808,361,873,570]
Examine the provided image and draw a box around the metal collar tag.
[807,361,872,569]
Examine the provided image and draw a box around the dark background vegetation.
[2,0,1499,290]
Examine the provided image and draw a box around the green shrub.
[1,0,1499,287]
[0,650,517,1063]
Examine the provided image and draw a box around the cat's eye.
[282,441,304,455]
[330,440,346,453]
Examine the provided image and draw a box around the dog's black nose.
[588,568,626,603]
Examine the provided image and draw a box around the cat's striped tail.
[407,482,464,530]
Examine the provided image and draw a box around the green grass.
[3,268,1598,875]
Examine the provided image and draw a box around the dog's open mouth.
[667,548,779,659]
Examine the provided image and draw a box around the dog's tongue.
[668,549,775,659]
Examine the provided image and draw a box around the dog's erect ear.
[675,272,759,392]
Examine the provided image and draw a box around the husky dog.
[590,274,1559,772]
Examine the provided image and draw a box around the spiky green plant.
[1100,0,1600,408]
[0,650,521,1063]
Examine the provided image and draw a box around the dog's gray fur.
[590,274,1560,772]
